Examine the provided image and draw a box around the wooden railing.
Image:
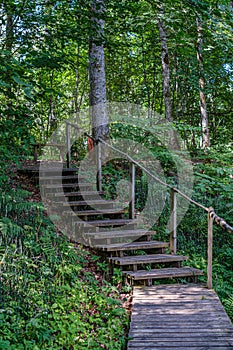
[65,127,233,289]
[100,138,233,289]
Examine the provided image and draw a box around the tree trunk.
[157,3,172,122]
[4,1,14,120]
[47,71,56,137]
[141,33,151,109]
[196,17,210,149]
[89,0,109,141]
[74,47,80,124]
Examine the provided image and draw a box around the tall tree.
[3,0,14,120]
[157,1,172,122]
[89,0,109,141]
[144,0,172,121]
[196,16,210,149]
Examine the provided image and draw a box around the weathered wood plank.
[128,341,233,347]
[128,344,233,350]
[129,326,233,337]
[95,240,169,252]
[130,325,233,330]
[133,284,207,291]
[42,183,94,188]
[54,191,104,197]
[75,218,137,226]
[127,284,233,350]
[63,209,125,216]
[128,347,233,350]
[110,254,188,265]
[125,267,203,280]
[85,229,154,238]
[39,175,82,181]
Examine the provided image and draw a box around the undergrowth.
[0,159,129,349]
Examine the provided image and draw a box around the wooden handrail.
[209,208,233,233]
[97,137,233,290]
[67,126,233,289]
[98,137,233,233]
[78,133,233,234]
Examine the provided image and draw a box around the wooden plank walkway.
[127,284,233,350]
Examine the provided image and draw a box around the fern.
[224,295,233,321]
[0,217,24,240]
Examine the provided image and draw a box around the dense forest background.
[1,0,233,148]
[0,0,233,349]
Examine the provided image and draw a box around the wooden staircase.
[39,165,203,286]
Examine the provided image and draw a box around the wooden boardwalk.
[128,284,233,350]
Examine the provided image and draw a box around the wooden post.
[66,123,71,168]
[170,189,177,254]
[129,162,135,219]
[207,207,213,289]
[34,144,38,161]
[97,142,102,192]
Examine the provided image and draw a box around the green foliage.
[0,160,129,349]
[224,295,233,321]
[0,0,233,333]
[1,0,233,153]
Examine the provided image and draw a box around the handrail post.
[129,162,135,219]
[207,207,214,289]
[97,141,102,192]
[170,189,177,254]
[66,123,71,168]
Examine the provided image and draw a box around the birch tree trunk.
[196,17,210,149]
[89,0,109,141]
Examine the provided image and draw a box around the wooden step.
[63,208,124,218]
[68,209,125,216]
[95,240,169,252]
[75,218,138,227]
[42,183,95,190]
[85,229,155,239]
[39,168,78,174]
[63,202,116,210]
[39,175,84,181]
[63,200,120,207]
[124,267,204,281]
[109,254,188,266]
[18,168,79,176]
[52,191,105,202]
[55,191,104,198]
